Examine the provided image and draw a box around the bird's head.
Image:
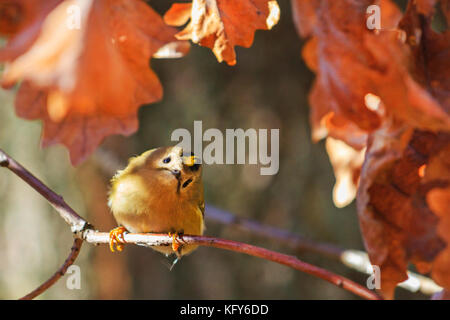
[119,146,202,193]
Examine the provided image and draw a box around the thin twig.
[19,238,83,300]
[205,205,343,259]
[205,205,442,296]
[0,148,382,300]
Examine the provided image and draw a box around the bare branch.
[0,149,89,234]
[205,205,343,258]
[82,230,382,300]
[20,238,83,300]
[206,205,443,296]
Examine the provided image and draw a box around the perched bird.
[108,146,204,259]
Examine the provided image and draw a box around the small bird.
[108,146,204,259]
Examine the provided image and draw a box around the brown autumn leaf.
[0,0,32,36]
[0,0,62,60]
[292,0,450,135]
[293,0,450,298]
[292,0,397,208]
[357,124,450,299]
[292,0,396,134]
[397,1,450,114]
[325,137,365,208]
[0,0,189,164]
[164,0,280,65]
[423,139,450,290]
[359,3,450,297]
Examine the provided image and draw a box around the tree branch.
[0,150,89,234]
[82,230,381,300]
[205,205,343,259]
[19,238,83,300]
[0,148,381,300]
[205,205,443,296]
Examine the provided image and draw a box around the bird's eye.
[163,157,171,164]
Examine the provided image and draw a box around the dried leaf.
[0,0,62,60]
[165,0,280,65]
[0,0,188,164]
[357,123,450,298]
[163,2,192,27]
[293,0,450,297]
[293,0,450,134]
[325,137,365,208]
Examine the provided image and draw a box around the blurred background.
[0,0,424,299]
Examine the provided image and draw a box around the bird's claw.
[109,226,127,252]
[168,232,183,254]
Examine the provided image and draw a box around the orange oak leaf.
[292,0,450,135]
[293,0,450,298]
[0,0,62,60]
[164,0,280,65]
[0,0,29,36]
[357,123,450,299]
[0,0,189,164]
[325,137,365,208]
[424,141,450,290]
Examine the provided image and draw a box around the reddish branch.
[205,205,343,259]
[19,238,83,300]
[205,206,442,296]
[83,231,380,300]
[0,150,88,234]
[0,148,381,300]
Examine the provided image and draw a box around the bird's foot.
[109,226,128,252]
[168,231,183,254]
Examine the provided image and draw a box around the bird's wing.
[109,148,158,208]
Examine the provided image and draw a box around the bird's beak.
[183,155,198,167]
